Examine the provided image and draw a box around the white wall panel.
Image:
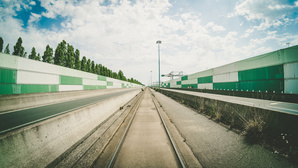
[59,85,83,91]
[197,83,213,90]
[59,67,97,80]
[284,62,298,79]
[181,78,197,85]
[83,79,107,86]
[106,77,118,82]
[213,72,238,83]
[0,53,19,69]
[188,69,213,79]
[284,79,298,94]
[18,57,60,75]
[17,70,59,84]
[213,63,238,75]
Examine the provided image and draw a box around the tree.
[36,53,41,61]
[95,64,99,74]
[81,56,87,71]
[54,40,67,66]
[29,47,37,60]
[118,70,124,80]
[4,44,10,54]
[112,72,118,79]
[74,49,80,70]
[86,59,91,72]
[91,61,95,73]
[0,37,3,52]
[13,37,25,57]
[42,45,53,63]
[66,44,75,68]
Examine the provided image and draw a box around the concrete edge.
[0,88,138,112]
[0,89,141,168]
[151,89,203,168]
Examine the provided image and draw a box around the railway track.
[92,87,186,167]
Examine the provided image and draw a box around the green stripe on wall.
[83,85,106,90]
[213,82,239,90]
[107,81,113,86]
[60,75,82,85]
[0,68,17,84]
[239,80,284,93]
[197,76,212,84]
[238,65,284,81]
[20,84,59,94]
[0,84,20,95]
[98,75,106,81]
[181,75,188,81]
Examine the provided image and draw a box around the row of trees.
[0,37,142,85]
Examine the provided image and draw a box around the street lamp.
[150,71,152,87]
[156,40,161,89]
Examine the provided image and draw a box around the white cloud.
[1,0,297,85]
[28,13,41,24]
[29,1,36,6]
[230,0,298,30]
[206,22,226,32]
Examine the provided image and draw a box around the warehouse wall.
[162,45,298,94]
[0,53,141,95]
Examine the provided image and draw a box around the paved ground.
[161,88,298,115]
[153,90,298,168]
[113,88,180,168]
[0,89,137,134]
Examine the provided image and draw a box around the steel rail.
[150,90,186,168]
[107,91,144,168]
[107,88,186,168]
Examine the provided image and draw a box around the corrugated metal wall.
[0,53,142,95]
[161,45,298,94]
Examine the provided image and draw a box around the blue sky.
[1,0,298,85]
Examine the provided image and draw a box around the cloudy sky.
[1,0,298,85]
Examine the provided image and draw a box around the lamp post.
[156,40,161,89]
[150,71,152,87]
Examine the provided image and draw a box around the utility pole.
[156,40,161,89]
[150,71,152,87]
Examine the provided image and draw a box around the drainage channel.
[93,87,185,168]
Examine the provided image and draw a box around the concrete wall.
[162,45,298,94]
[0,89,141,168]
[0,53,141,95]
[159,89,298,136]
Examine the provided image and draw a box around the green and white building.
[161,45,298,94]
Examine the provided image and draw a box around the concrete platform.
[153,90,298,168]
[161,88,298,115]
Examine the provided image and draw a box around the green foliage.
[36,53,41,61]
[54,40,67,66]
[4,44,10,54]
[66,44,75,68]
[95,64,100,74]
[86,59,91,72]
[112,72,118,79]
[42,45,53,63]
[98,64,103,75]
[0,37,3,52]
[81,56,87,71]
[91,61,95,73]
[74,49,80,70]
[29,47,37,60]
[13,37,26,57]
